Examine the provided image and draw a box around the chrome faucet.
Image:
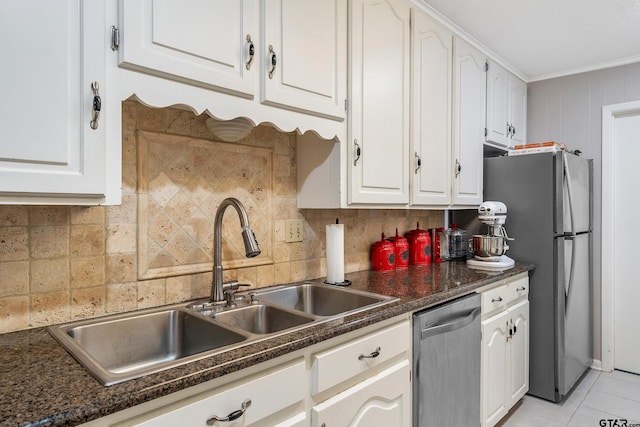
[211,198,261,303]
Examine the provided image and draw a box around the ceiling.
[419,0,640,82]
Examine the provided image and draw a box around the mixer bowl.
[468,235,508,258]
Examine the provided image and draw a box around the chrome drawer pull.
[268,45,277,79]
[90,81,101,130]
[358,347,381,360]
[491,296,503,303]
[206,399,251,424]
[245,34,255,70]
[353,139,361,166]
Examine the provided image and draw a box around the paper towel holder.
[325,217,349,286]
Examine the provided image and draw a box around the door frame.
[601,100,640,372]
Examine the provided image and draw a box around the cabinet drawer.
[311,321,410,395]
[130,360,305,426]
[507,276,529,303]
[481,284,509,315]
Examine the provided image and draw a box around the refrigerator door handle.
[563,152,577,236]
[562,152,579,313]
[565,235,577,312]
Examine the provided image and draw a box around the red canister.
[371,233,396,271]
[429,227,445,263]
[387,228,409,269]
[406,222,432,266]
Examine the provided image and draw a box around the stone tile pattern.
[0,100,443,333]
[137,131,273,279]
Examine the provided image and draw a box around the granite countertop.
[0,261,532,427]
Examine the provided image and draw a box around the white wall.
[527,62,640,361]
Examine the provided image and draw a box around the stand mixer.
[466,201,515,271]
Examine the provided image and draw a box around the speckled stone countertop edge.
[0,262,533,427]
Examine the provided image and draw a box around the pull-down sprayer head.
[241,226,261,258]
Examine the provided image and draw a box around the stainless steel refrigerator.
[483,151,593,402]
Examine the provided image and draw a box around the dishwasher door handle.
[420,307,481,339]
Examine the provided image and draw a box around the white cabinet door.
[119,0,257,97]
[262,0,346,120]
[486,60,527,148]
[481,310,509,427]
[509,75,527,147]
[410,9,453,206]
[348,0,410,205]
[486,60,510,147]
[452,37,485,206]
[507,300,529,407]
[0,0,107,203]
[312,360,411,427]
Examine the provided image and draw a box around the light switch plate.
[285,219,304,242]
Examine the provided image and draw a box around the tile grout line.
[564,371,601,426]
[567,371,640,425]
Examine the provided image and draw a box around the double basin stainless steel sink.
[49,282,397,385]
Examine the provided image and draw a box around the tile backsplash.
[0,100,444,333]
[137,130,274,279]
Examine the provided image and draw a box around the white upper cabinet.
[0,0,117,205]
[486,59,527,148]
[116,0,346,139]
[348,0,411,205]
[411,13,486,208]
[410,9,453,206]
[262,0,346,120]
[452,37,486,206]
[297,7,488,210]
[119,0,257,97]
[509,75,527,147]
[485,62,509,146]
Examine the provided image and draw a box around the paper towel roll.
[326,223,345,284]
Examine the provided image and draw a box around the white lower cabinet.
[310,320,410,395]
[311,360,411,427]
[507,300,529,408]
[480,274,530,427]
[481,309,509,426]
[84,316,411,427]
[124,360,306,427]
[310,320,412,427]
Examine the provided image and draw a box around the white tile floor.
[500,369,640,426]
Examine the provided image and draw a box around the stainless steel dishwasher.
[413,293,481,427]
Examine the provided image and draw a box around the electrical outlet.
[285,219,304,243]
